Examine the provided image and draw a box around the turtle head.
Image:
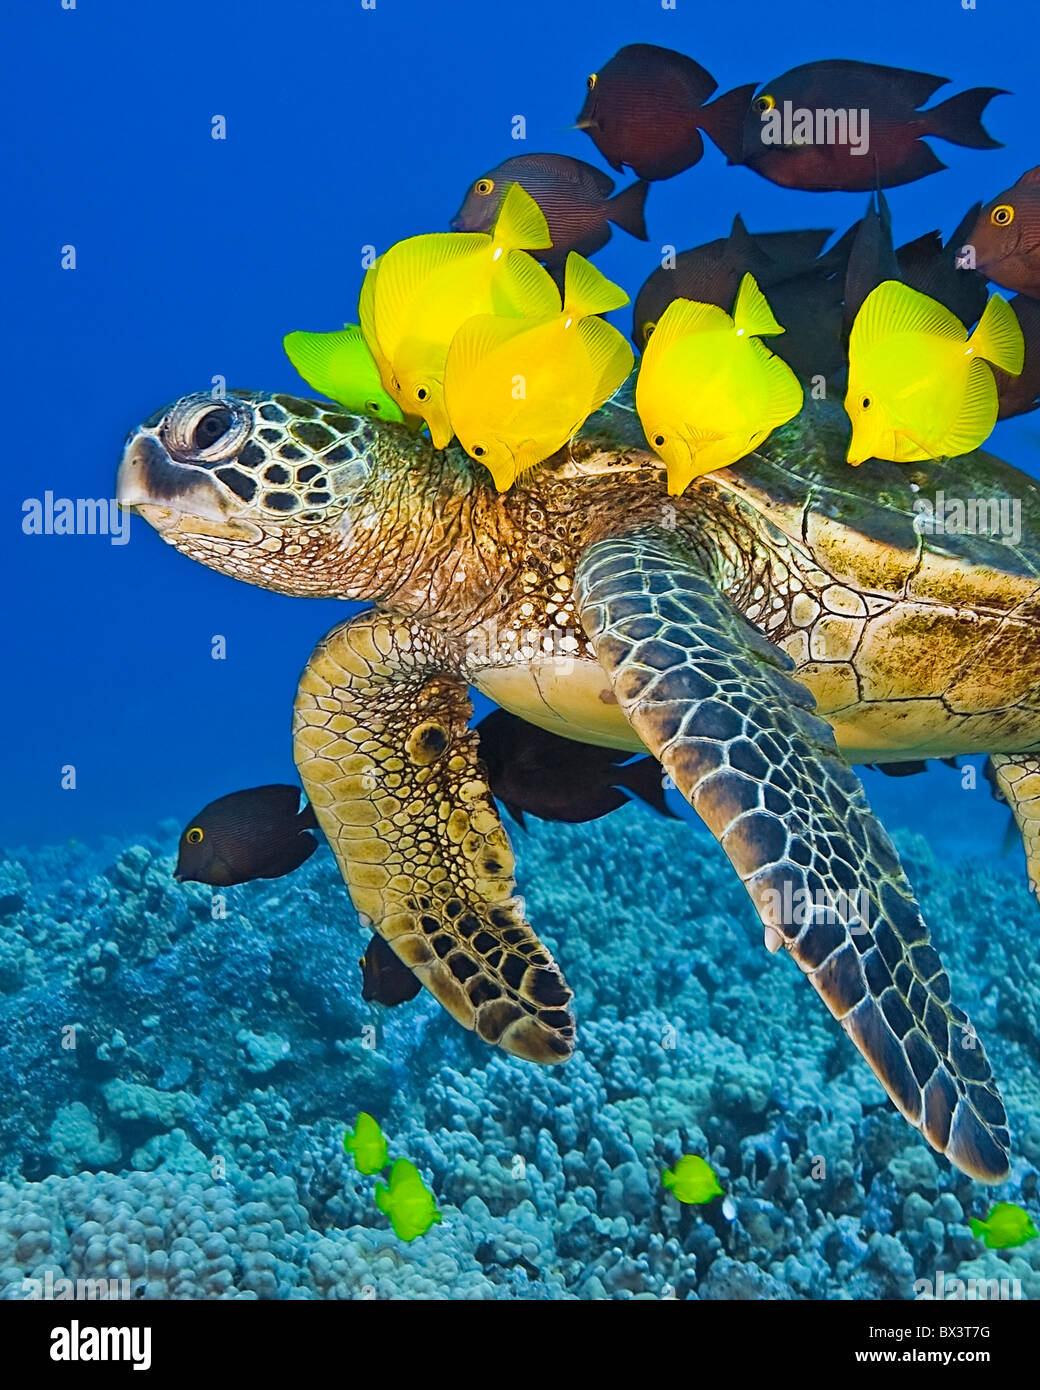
[117,390,406,597]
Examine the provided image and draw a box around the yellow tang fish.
[444,251,634,491]
[359,185,560,447]
[845,282,1025,464]
[635,274,803,496]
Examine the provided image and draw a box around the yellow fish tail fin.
[445,313,526,396]
[732,273,785,338]
[494,251,562,319]
[563,252,630,318]
[970,294,1026,375]
[943,358,999,457]
[853,280,963,352]
[493,183,552,252]
[644,297,731,357]
[756,344,805,429]
[358,261,390,373]
[578,317,635,413]
[969,1217,986,1239]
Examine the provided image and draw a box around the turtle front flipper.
[293,612,574,1063]
[987,754,1040,905]
[576,529,1010,1182]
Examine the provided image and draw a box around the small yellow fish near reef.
[662,1155,724,1204]
[360,184,560,447]
[375,1158,443,1241]
[444,251,633,491]
[343,1112,389,1176]
[969,1202,1039,1250]
[283,325,404,422]
[844,281,1024,464]
[635,273,803,496]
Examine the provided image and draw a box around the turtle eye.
[587,73,597,90]
[186,827,204,845]
[754,94,776,113]
[193,406,233,449]
[475,178,494,196]
[861,396,872,410]
[991,204,1015,227]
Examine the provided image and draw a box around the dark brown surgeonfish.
[450,154,649,274]
[843,192,989,332]
[995,295,1040,419]
[476,708,678,828]
[174,785,319,887]
[739,59,1005,191]
[360,933,422,1007]
[632,215,851,382]
[966,166,1040,297]
[576,43,758,180]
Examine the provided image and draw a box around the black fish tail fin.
[925,87,1007,149]
[699,82,758,163]
[297,796,319,831]
[607,180,650,241]
[616,756,680,819]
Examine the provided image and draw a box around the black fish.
[966,166,1040,296]
[175,785,318,887]
[844,193,989,331]
[360,934,421,1007]
[576,43,758,180]
[996,295,1040,420]
[632,215,835,350]
[740,59,1005,192]
[476,708,678,827]
[451,154,649,273]
[869,758,959,776]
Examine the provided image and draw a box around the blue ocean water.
[2,0,1039,1307]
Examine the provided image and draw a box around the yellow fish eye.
[587,73,597,90]
[754,94,776,113]
[475,178,494,196]
[991,204,1015,227]
[472,444,488,457]
[652,433,666,448]
[643,321,657,341]
[186,827,204,844]
[861,396,872,410]
[366,399,382,414]
[415,385,430,403]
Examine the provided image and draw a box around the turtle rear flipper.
[293,612,574,1064]
[987,753,1040,904]
[576,528,1010,1183]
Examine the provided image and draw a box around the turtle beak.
[117,431,260,541]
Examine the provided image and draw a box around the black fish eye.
[587,73,597,90]
[475,178,494,196]
[186,826,204,844]
[754,94,776,113]
[991,204,1015,227]
[193,406,233,449]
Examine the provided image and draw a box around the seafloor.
[1,805,1038,1300]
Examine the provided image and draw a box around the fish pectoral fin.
[294,612,574,1064]
[576,527,1010,1184]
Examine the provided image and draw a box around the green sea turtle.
[117,387,1040,1183]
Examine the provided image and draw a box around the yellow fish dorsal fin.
[374,233,481,351]
[577,317,635,413]
[732,273,785,338]
[445,313,528,392]
[562,252,630,318]
[969,294,1026,375]
[854,280,964,353]
[753,342,805,429]
[494,250,562,319]
[644,297,733,358]
[493,183,552,253]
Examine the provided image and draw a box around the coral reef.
[0,807,1037,1299]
